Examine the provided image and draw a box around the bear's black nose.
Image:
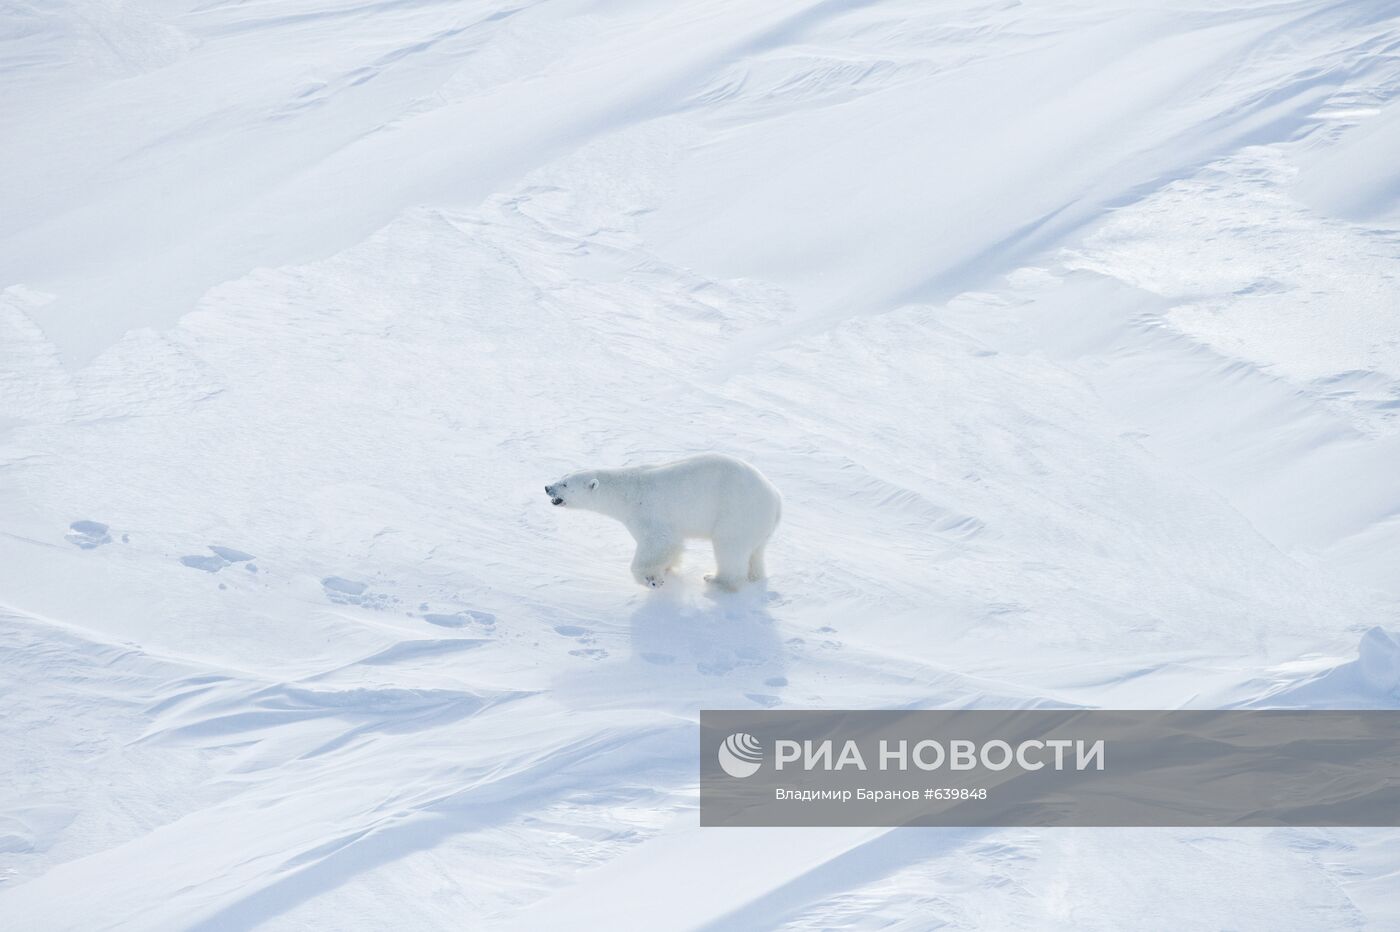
[544,484,553,495]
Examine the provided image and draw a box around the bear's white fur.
[546,453,781,590]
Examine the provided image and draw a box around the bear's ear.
[589,478,599,491]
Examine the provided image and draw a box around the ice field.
[2,0,1399,927]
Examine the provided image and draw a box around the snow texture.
[2,0,1399,928]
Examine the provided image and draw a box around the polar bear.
[545,453,781,590]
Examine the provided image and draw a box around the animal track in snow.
[180,555,226,573]
[321,576,396,609]
[66,521,111,549]
[421,609,496,629]
[552,623,606,658]
[179,545,255,573]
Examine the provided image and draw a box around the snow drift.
[2,0,1399,927]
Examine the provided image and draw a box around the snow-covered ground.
[3,0,1399,927]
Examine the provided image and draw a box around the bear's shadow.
[555,580,788,711]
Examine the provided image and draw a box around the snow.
[2,0,1399,928]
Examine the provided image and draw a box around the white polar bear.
[545,453,781,590]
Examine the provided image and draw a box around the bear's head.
[544,472,600,509]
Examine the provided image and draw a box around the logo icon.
[718,732,763,778]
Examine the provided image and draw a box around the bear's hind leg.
[706,540,751,591]
[748,545,766,582]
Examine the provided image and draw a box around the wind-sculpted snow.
[2,0,1399,928]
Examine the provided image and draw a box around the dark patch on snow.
[424,609,495,629]
[181,555,229,573]
[322,576,367,596]
[321,576,396,609]
[66,521,112,549]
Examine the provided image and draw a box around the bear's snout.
[545,484,564,506]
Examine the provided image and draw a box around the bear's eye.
[560,482,567,488]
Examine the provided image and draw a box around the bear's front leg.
[630,530,681,589]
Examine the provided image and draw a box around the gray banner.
[700,710,1400,827]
